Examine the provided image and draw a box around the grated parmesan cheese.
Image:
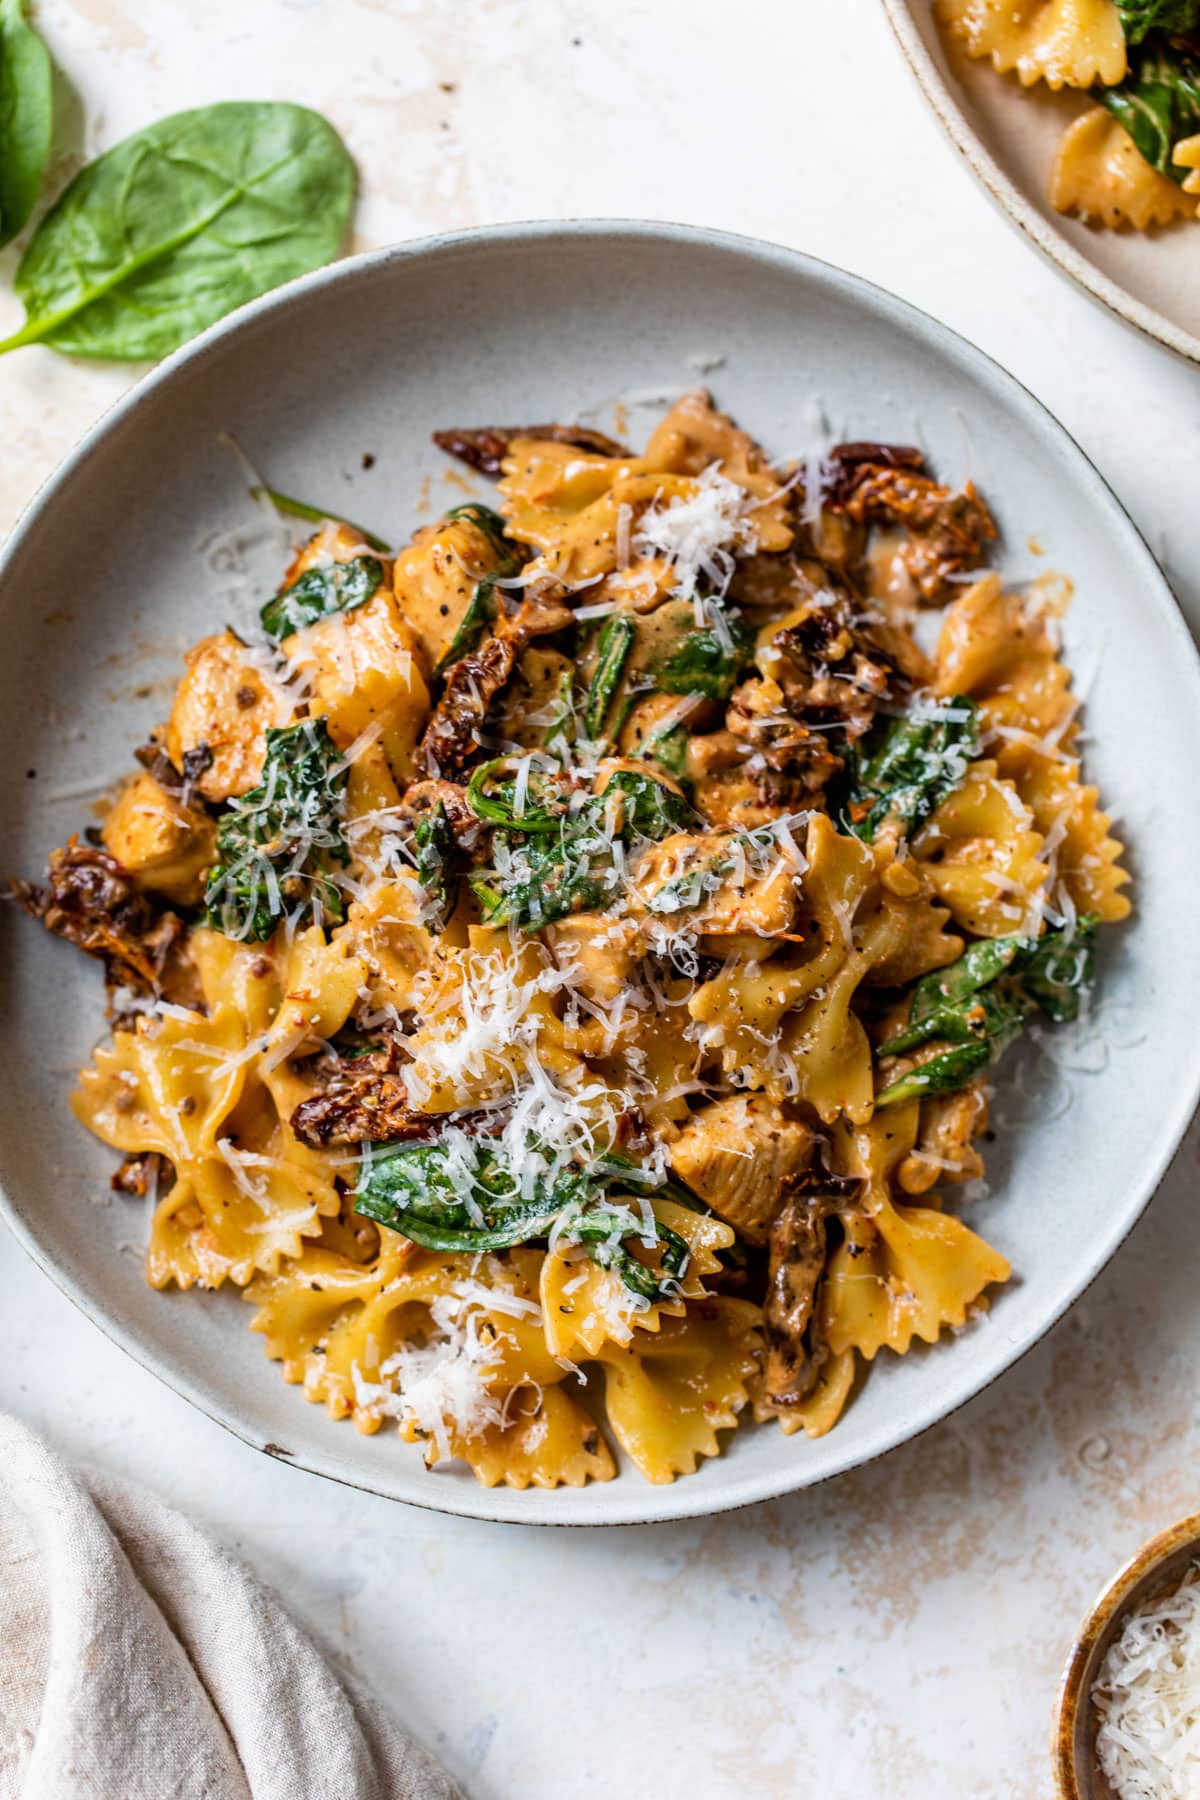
[1094,1563,1200,1800]
[632,463,753,601]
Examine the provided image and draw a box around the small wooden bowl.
[1055,1511,1200,1798]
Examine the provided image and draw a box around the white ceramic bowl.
[882,0,1200,366]
[2,221,1197,1524]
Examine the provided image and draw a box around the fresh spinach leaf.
[0,0,52,249]
[843,695,979,842]
[1101,42,1200,180]
[0,101,354,361]
[1116,0,1200,45]
[355,1136,694,1302]
[204,718,349,941]
[874,919,1098,1106]
[249,487,391,553]
[260,554,383,639]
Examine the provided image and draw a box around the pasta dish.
[937,0,1200,231]
[13,393,1130,1488]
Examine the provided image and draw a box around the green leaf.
[843,695,979,842]
[465,756,575,834]
[433,581,498,678]
[0,101,354,361]
[874,919,1099,1106]
[354,1136,693,1301]
[0,0,52,249]
[413,799,455,931]
[584,613,636,739]
[601,768,693,839]
[1101,42,1200,182]
[1116,1,1200,46]
[260,554,382,639]
[249,486,391,553]
[470,766,690,931]
[442,502,522,576]
[204,718,349,941]
[648,600,752,700]
[1019,916,1098,1023]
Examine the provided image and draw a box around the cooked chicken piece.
[630,827,804,939]
[669,1095,813,1246]
[166,629,292,803]
[101,769,216,906]
[897,1078,989,1195]
[11,838,187,996]
[392,509,519,675]
[548,912,642,1006]
[763,1170,863,1406]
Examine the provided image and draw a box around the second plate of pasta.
[0,221,1196,1523]
[883,0,1200,364]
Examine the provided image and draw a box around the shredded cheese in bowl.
[1094,1562,1200,1800]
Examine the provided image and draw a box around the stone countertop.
[2,2,1199,1794]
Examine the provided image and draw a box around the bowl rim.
[879,0,1200,369]
[1055,1510,1200,1796]
[2,216,1199,1525]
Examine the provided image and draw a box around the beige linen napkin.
[0,1414,461,1800]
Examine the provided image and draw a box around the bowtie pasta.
[937,0,1200,231]
[14,394,1129,1488]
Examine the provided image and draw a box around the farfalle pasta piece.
[1051,107,1197,227]
[913,759,1047,937]
[936,0,1127,90]
[820,1115,1011,1361]
[597,1299,762,1484]
[432,1385,616,1490]
[539,1200,735,1360]
[756,1347,858,1440]
[1175,132,1200,193]
[1016,756,1130,921]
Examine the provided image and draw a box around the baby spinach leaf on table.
[249,487,391,554]
[0,0,52,250]
[0,101,354,361]
[1116,1,1200,46]
[204,718,350,941]
[874,919,1098,1106]
[260,553,383,639]
[841,695,979,843]
[355,1137,694,1302]
[1101,42,1200,181]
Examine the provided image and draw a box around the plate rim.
[2,215,1199,1526]
[879,0,1200,369]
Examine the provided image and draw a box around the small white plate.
[1,221,1197,1524]
[882,0,1200,365]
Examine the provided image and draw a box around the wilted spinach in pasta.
[13,391,1130,1490]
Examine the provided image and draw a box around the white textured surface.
[1,2,1199,1794]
